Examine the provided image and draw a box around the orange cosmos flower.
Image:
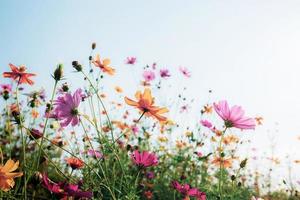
[212,157,233,168]
[124,88,168,122]
[223,135,239,145]
[3,63,36,85]
[31,109,39,118]
[92,54,115,75]
[201,104,213,114]
[0,159,23,192]
[66,157,84,170]
[114,86,123,93]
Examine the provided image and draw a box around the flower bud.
[92,42,96,50]
[53,64,63,81]
[240,158,248,168]
[72,61,82,72]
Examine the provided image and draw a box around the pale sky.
[1,0,300,188]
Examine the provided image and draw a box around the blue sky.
[1,0,300,186]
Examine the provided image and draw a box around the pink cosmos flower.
[179,67,191,78]
[200,120,212,128]
[171,181,206,200]
[131,150,158,168]
[125,57,136,65]
[159,69,171,78]
[213,100,256,130]
[143,70,156,82]
[131,125,139,135]
[0,84,12,93]
[53,88,82,127]
[87,149,103,159]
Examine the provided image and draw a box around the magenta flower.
[125,57,136,65]
[42,174,92,199]
[143,70,156,82]
[159,69,171,78]
[131,125,139,135]
[171,181,206,200]
[0,84,12,93]
[53,88,82,127]
[131,150,158,168]
[87,149,103,159]
[200,120,212,128]
[179,67,191,78]
[213,100,255,130]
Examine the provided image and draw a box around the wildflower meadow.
[0,43,299,200]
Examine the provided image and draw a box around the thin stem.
[36,81,58,169]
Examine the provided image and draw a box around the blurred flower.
[179,67,191,78]
[3,63,36,85]
[42,174,92,199]
[0,159,23,192]
[255,117,263,125]
[146,171,155,180]
[201,104,213,114]
[143,70,156,82]
[28,128,43,140]
[144,190,153,199]
[0,84,12,93]
[159,69,171,78]
[53,88,82,127]
[131,150,158,168]
[171,181,206,200]
[66,157,84,170]
[214,100,255,130]
[114,86,123,93]
[87,150,103,159]
[125,88,168,122]
[92,54,115,75]
[125,57,136,65]
[200,120,212,128]
[212,157,232,168]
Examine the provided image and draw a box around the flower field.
[0,43,299,200]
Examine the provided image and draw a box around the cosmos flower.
[53,89,82,127]
[125,57,136,65]
[42,174,92,199]
[0,84,12,93]
[131,150,158,168]
[143,70,156,82]
[213,100,256,130]
[124,88,168,122]
[114,86,123,93]
[179,67,191,78]
[3,63,36,85]
[65,157,84,170]
[212,157,233,168]
[159,69,171,78]
[92,54,115,75]
[0,159,23,192]
[200,120,212,128]
[87,149,103,159]
[171,181,206,200]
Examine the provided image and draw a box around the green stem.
[36,81,58,169]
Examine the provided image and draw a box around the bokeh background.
[1,0,300,188]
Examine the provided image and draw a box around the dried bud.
[240,158,248,168]
[72,61,82,72]
[53,64,63,81]
[28,128,43,140]
[231,175,236,181]
[92,42,96,50]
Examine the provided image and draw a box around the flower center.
[71,108,79,116]
[224,120,233,128]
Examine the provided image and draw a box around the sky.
[1,0,300,187]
